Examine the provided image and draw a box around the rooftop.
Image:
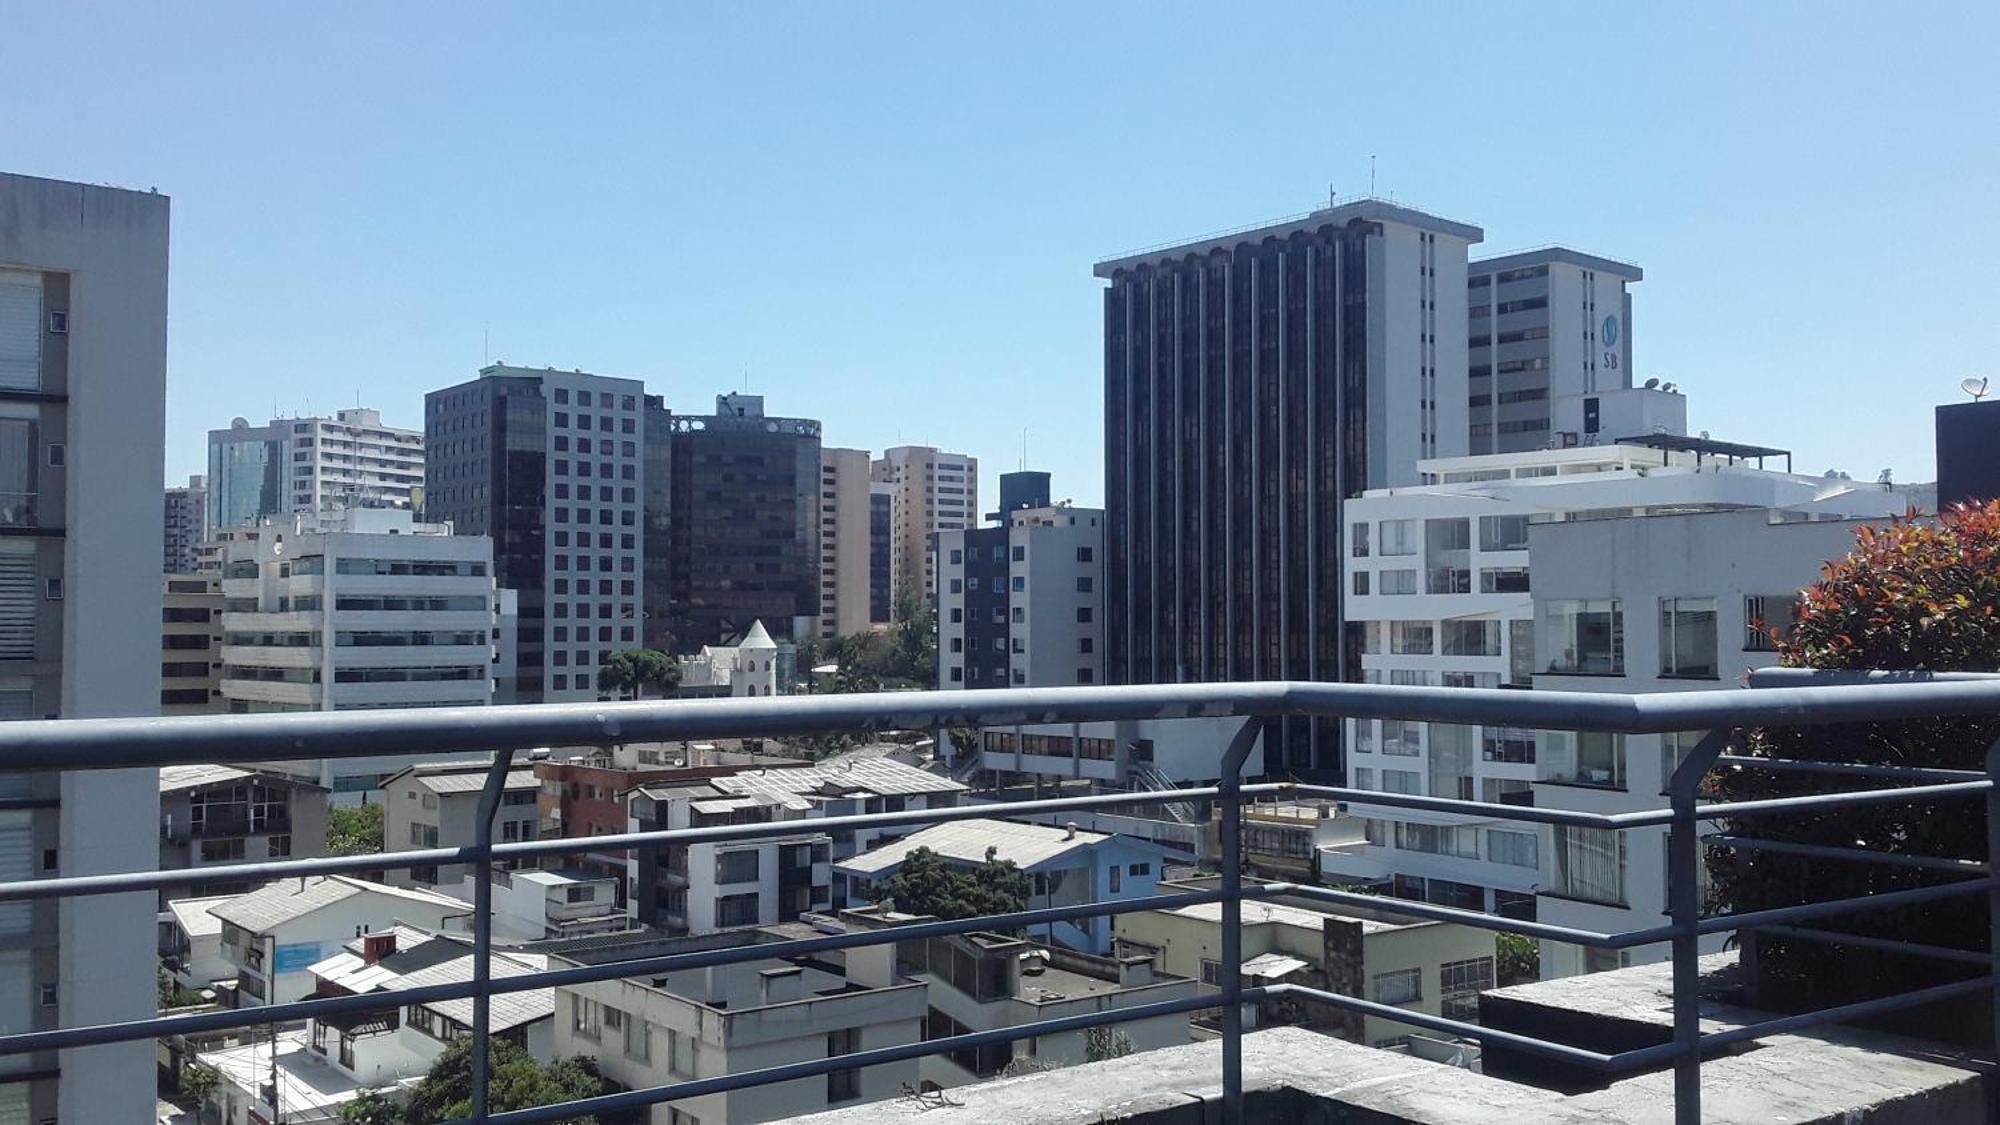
[197,1029,367,1120]
[385,761,540,794]
[1471,244,1643,280]
[207,875,468,934]
[706,755,966,800]
[835,817,1170,876]
[1094,197,1484,277]
[164,894,239,939]
[160,763,324,793]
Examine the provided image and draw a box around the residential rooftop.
[835,817,1170,876]
[207,875,468,934]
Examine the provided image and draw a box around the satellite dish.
[1643,377,1660,390]
[1661,382,1678,393]
[1699,430,1711,440]
[1962,376,1990,401]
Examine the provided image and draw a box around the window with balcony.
[1389,621,1434,654]
[1659,597,1719,678]
[1441,620,1501,656]
[1480,567,1530,594]
[1541,730,1626,789]
[1540,599,1623,674]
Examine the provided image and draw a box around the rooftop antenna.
[1370,155,1377,197]
[483,323,490,364]
[1021,428,1028,473]
[1961,376,1990,401]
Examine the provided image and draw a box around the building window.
[1109,865,1121,893]
[1659,597,1718,678]
[827,1027,861,1102]
[1485,830,1537,869]
[569,994,601,1039]
[1439,957,1495,1021]
[1076,606,1093,623]
[715,893,761,927]
[1744,594,1798,652]
[1372,968,1421,1006]
[1350,523,1370,557]
[1199,958,1222,986]
[1389,621,1434,655]
[1478,515,1531,552]
[1352,571,1370,596]
[1541,731,1626,789]
[715,850,760,884]
[1554,826,1627,906]
[1076,546,1093,563]
[1379,520,1417,557]
[1540,599,1623,674]
[1380,569,1417,595]
[1075,668,1093,684]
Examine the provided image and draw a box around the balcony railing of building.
[3,678,2000,1124]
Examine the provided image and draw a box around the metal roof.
[158,763,255,793]
[710,757,966,801]
[834,817,1170,876]
[397,950,552,1031]
[1611,433,1791,462]
[403,767,540,795]
[165,894,238,939]
[207,876,468,934]
[1241,952,1311,980]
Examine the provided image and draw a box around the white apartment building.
[382,759,541,888]
[1527,505,1908,978]
[0,171,169,1124]
[1467,248,1645,455]
[817,447,874,638]
[871,445,978,606]
[937,502,1105,689]
[219,507,505,796]
[207,875,471,1007]
[1330,440,1911,927]
[550,929,926,1124]
[164,471,208,573]
[460,866,629,942]
[206,407,424,534]
[629,758,965,936]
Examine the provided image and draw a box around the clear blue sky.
[5,3,1995,505]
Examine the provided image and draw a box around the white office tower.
[1329,438,1909,957]
[206,407,425,535]
[164,472,208,573]
[937,502,1106,689]
[1466,248,1679,454]
[219,508,504,799]
[871,445,978,606]
[0,172,169,1124]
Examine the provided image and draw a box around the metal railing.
[2,678,1999,1123]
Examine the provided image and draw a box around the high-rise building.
[871,445,978,610]
[205,408,423,534]
[219,508,505,796]
[667,393,821,649]
[0,170,170,1124]
[1096,198,1481,777]
[164,472,208,573]
[161,572,224,715]
[868,482,893,625]
[937,472,1104,690]
[1466,249,1645,454]
[1936,397,2000,509]
[817,447,874,638]
[424,364,668,702]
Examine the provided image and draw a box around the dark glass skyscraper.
[666,393,822,649]
[1096,200,1481,777]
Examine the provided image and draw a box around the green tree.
[1084,1026,1134,1062]
[1495,933,1540,987]
[327,802,385,857]
[179,1061,221,1116]
[873,846,1030,923]
[337,1091,400,1125]
[1708,502,2000,1015]
[402,1038,640,1125]
[597,649,681,700]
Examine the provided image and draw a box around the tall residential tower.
[205,408,423,534]
[871,445,978,609]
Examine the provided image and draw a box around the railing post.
[1669,728,1732,1125]
[470,747,517,1122]
[1985,737,2000,1120]
[1218,719,1261,1123]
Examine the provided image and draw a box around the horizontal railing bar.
[6,679,2000,771]
[0,890,1227,1057]
[1248,882,1632,947]
[1698,976,1993,1051]
[487,785,1227,864]
[1263,982,1635,1070]
[1706,834,1991,875]
[1754,924,1995,967]
[1713,755,1989,782]
[471,988,1272,1125]
[1286,784,1633,830]
[1683,779,1993,821]
[0,786,1233,902]
[1697,877,1999,936]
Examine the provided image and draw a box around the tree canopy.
[401,1038,640,1125]
[872,846,1030,923]
[1708,501,2000,1016]
[327,802,385,857]
[597,649,681,700]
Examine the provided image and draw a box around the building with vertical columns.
[1465,248,1646,455]
[0,170,170,1125]
[1095,198,1481,778]
[424,364,668,702]
[164,472,207,573]
[868,482,893,625]
[871,445,978,609]
[817,447,874,638]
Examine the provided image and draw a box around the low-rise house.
[548,928,927,1124]
[460,866,631,942]
[1112,877,1498,1049]
[158,764,329,906]
[381,758,540,889]
[161,893,239,991]
[834,818,1177,955]
[629,758,964,936]
[208,875,472,1006]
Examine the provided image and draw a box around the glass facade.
[207,432,279,534]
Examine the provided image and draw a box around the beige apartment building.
[817,447,873,638]
[870,445,977,608]
[162,572,225,715]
